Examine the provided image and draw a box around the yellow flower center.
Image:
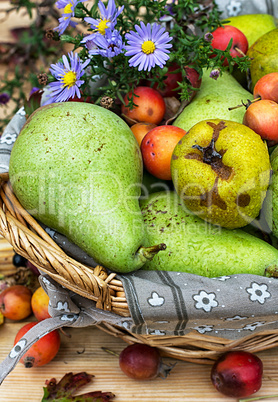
[141,40,156,54]
[62,71,77,88]
[97,19,109,35]
[64,3,73,14]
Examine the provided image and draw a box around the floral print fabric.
[121,270,278,338]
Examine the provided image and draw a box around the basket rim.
[0,173,130,317]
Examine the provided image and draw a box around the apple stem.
[234,46,247,57]
[239,394,278,402]
[228,97,261,111]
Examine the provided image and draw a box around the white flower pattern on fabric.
[193,325,213,334]
[243,321,265,331]
[212,276,231,281]
[0,134,17,145]
[16,107,26,116]
[246,282,271,304]
[193,290,218,312]
[60,313,78,321]
[9,339,27,359]
[56,301,70,312]
[226,0,242,16]
[226,315,247,321]
[148,329,166,336]
[147,291,165,307]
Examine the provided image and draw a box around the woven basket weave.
[1,172,278,365]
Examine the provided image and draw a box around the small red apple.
[31,286,51,321]
[243,99,278,143]
[121,87,166,125]
[211,25,248,66]
[0,285,32,321]
[253,72,278,103]
[146,63,202,100]
[14,322,60,368]
[141,125,186,180]
[184,66,202,96]
[211,350,263,398]
[151,62,183,98]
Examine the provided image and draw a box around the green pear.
[223,14,277,47]
[9,102,165,273]
[247,28,278,89]
[173,69,253,132]
[263,145,278,239]
[171,119,271,229]
[140,191,278,277]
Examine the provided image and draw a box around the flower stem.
[239,394,278,402]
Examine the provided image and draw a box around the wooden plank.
[1,322,278,401]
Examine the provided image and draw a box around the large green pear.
[223,14,277,47]
[9,102,165,273]
[173,69,253,132]
[247,28,278,89]
[141,191,278,277]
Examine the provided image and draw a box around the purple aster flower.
[210,68,220,80]
[44,51,90,104]
[0,93,10,105]
[204,32,213,42]
[54,0,85,35]
[84,0,124,35]
[125,22,173,72]
[86,29,123,58]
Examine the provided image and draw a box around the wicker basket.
[1,172,278,365]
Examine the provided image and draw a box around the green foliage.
[0,0,251,131]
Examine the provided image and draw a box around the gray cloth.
[121,270,278,338]
[0,107,26,174]
[215,0,278,18]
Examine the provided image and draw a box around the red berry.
[211,350,263,398]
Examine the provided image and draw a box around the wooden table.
[1,4,278,401]
[1,321,278,402]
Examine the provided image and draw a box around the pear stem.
[239,394,278,402]
[140,243,167,261]
[228,97,261,111]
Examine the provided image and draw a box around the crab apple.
[31,286,51,321]
[243,99,278,143]
[150,62,183,98]
[121,87,166,125]
[14,321,61,368]
[119,343,173,381]
[184,66,202,98]
[211,25,248,66]
[211,350,263,398]
[253,72,278,103]
[141,125,186,180]
[0,285,32,321]
[130,122,157,146]
[148,63,202,99]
